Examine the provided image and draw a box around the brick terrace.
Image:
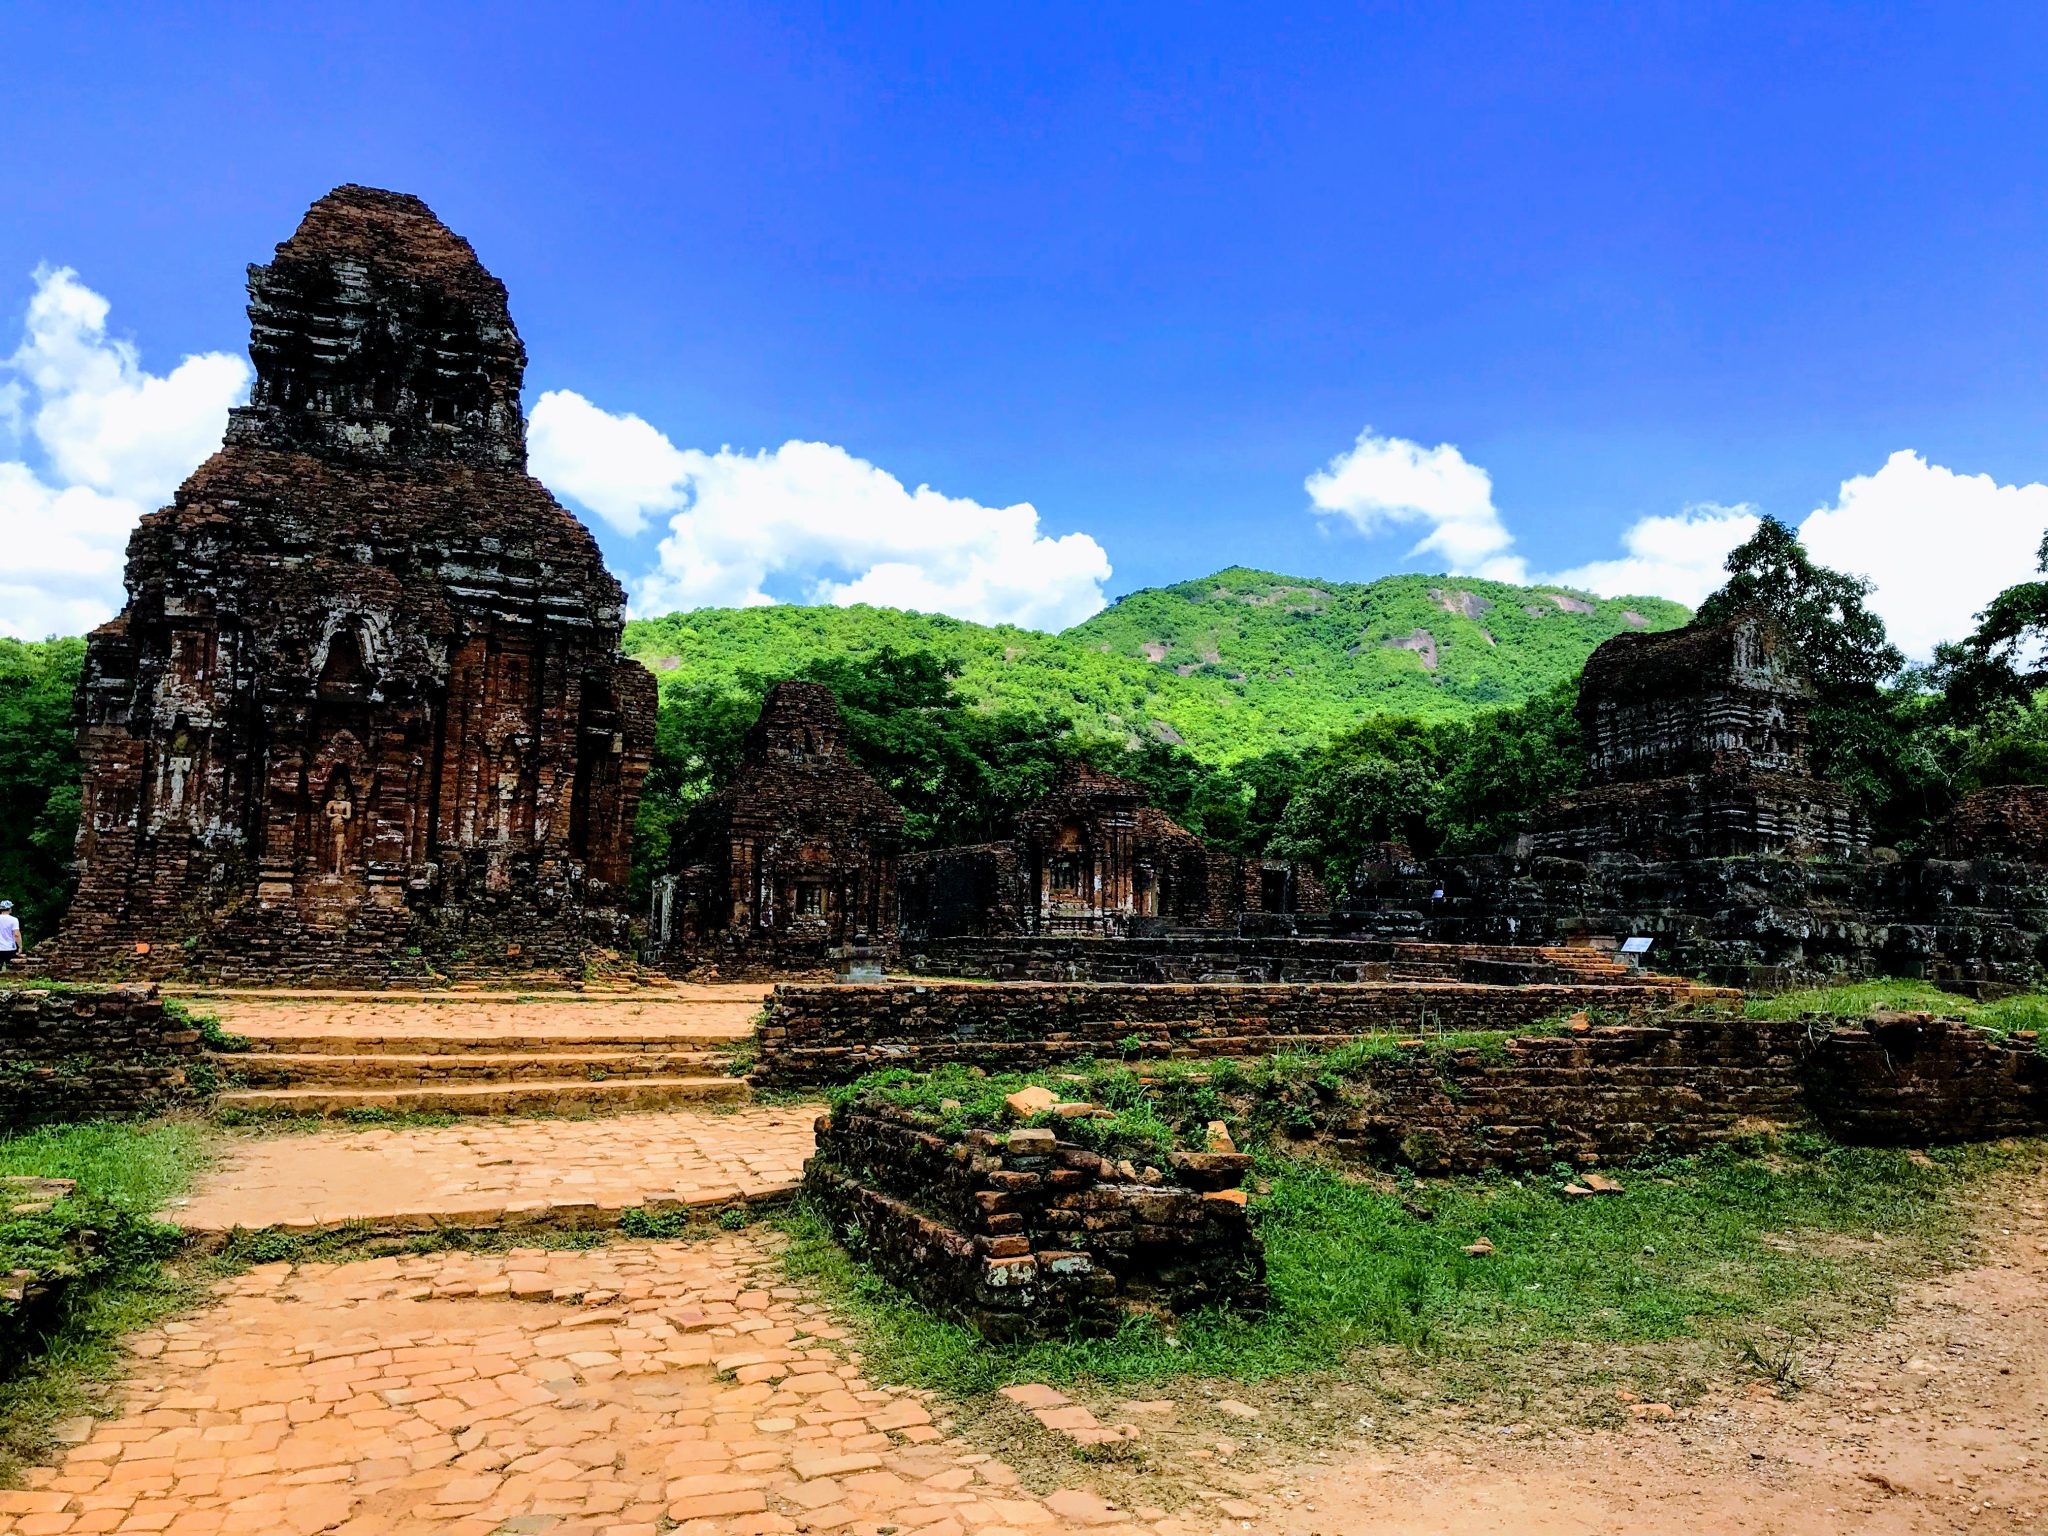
[173,1108,820,1243]
[0,1237,1223,1536]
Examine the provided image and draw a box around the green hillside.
[623,568,1686,763]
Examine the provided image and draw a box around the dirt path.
[1265,1172,2048,1535]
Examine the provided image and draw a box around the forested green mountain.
[623,568,1687,763]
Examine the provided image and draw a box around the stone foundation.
[1352,853,2048,991]
[753,976,1729,1087]
[1200,1013,2043,1172]
[0,985,205,1128]
[802,1104,1265,1341]
[900,934,1674,985]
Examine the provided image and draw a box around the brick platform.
[0,984,203,1129]
[805,1104,1265,1340]
[753,976,1731,1086]
[171,1106,820,1244]
[190,986,764,1118]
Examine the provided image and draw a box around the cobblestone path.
[173,1108,822,1240]
[0,1237,1204,1536]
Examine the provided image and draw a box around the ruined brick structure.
[1525,613,1865,860]
[646,682,903,975]
[750,971,1729,1086]
[1344,619,2048,988]
[900,761,1325,940]
[804,1103,1265,1341]
[0,985,206,1129]
[44,186,655,982]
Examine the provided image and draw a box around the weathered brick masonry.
[803,1103,1265,1341]
[42,186,654,986]
[1304,1016,1807,1172]
[1798,1013,2045,1145]
[0,985,204,1129]
[1240,1014,2044,1172]
[900,934,1674,985]
[753,977,1727,1086]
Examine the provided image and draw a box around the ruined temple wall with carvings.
[44,186,654,982]
[648,682,904,975]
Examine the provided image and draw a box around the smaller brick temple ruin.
[1347,612,2048,989]
[1522,613,1865,860]
[646,682,903,975]
[43,185,655,982]
[900,761,1325,940]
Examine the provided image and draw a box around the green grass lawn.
[1742,977,2048,1043]
[0,1118,214,1485]
[777,1133,2040,1413]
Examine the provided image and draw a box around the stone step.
[218,1050,734,1087]
[227,1032,742,1057]
[172,987,770,1003]
[213,1076,751,1118]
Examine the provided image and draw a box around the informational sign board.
[1619,936,1655,955]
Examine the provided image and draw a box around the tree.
[1694,516,1919,822]
[0,637,86,941]
[1431,680,1582,853]
[1267,756,1445,885]
[1929,529,2048,723]
[1694,516,1902,689]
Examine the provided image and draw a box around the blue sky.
[4,2,2048,648]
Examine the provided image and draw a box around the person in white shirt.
[0,901,20,970]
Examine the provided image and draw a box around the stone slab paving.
[191,990,767,1046]
[0,1237,1223,1536]
[172,1108,821,1239]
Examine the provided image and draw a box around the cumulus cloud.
[1310,425,2048,658]
[1543,503,1764,609]
[532,389,1113,631]
[1305,429,1527,581]
[1555,454,2048,656]
[0,267,248,640]
[527,389,687,536]
[1800,451,2048,659]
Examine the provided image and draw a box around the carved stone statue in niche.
[159,723,196,824]
[490,750,520,844]
[322,773,356,875]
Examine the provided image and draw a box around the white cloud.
[1309,425,2048,658]
[1799,450,2048,659]
[1305,428,1527,581]
[1544,503,1763,609]
[1555,454,2048,656]
[533,390,1113,631]
[527,389,687,536]
[0,266,248,640]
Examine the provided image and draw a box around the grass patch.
[161,999,250,1054]
[0,1118,214,1486]
[833,1028,1583,1166]
[776,1134,2040,1405]
[1741,977,2048,1049]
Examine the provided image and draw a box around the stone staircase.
[180,986,766,1117]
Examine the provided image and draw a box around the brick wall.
[1219,1014,2043,1173]
[753,976,1727,1086]
[0,985,205,1129]
[900,934,1677,985]
[803,1104,1264,1341]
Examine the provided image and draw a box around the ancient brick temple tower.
[47,185,656,981]
[648,681,904,974]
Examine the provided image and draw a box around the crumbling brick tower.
[649,681,904,974]
[48,185,656,981]
[1524,612,1866,860]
